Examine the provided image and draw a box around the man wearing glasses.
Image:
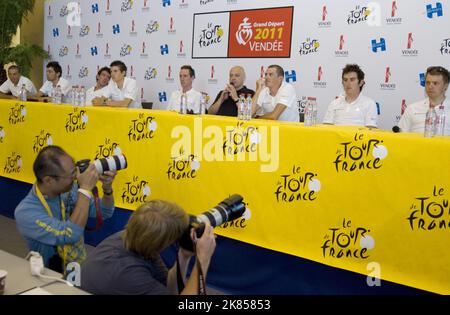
[14,146,117,272]
[399,66,450,135]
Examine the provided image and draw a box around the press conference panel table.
[0,250,89,295]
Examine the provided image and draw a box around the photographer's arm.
[99,170,116,210]
[70,164,98,228]
[167,248,194,294]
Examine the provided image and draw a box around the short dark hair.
[268,65,284,77]
[7,65,20,73]
[342,64,365,91]
[97,66,111,77]
[110,60,127,74]
[33,146,69,183]
[46,61,62,77]
[426,66,450,85]
[180,65,195,78]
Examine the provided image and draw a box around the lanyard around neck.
[35,184,66,221]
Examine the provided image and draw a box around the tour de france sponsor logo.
[121,0,133,12]
[8,103,27,125]
[65,107,88,133]
[33,130,53,153]
[222,122,259,156]
[128,114,157,142]
[167,150,200,181]
[321,218,375,259]
[121,175,151,204]
[333,132,388,173]
[407,186,449,231]
[146,20,159,34]
[94,138,122,160]
[3,152,22,174]
[347,5,371,24]
[198,22,224,48]
[274,165,321,203]
[299,38,320,55]
[0,126,5,143]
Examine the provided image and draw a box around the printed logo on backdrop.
[441,39,450,55]
[192,12,228,58]
[168,17,177,35]
[313,66,327,88]
[122,176,151,205]
[335,35,349,57]
[166,65,175,83]
[59,46,69,57]
[227,0,238,5]
[60,5,69,17]
[33,130,53,154]
[297,96,316,115]
[66,26,73,39]
[104,43,111,58]
[146,20,160,34]
[105,0,112,15]
[380,67,396,90]
[78,67,89,78]
[65,107,88,133]
[140,42,149,58]
[198,22,224,48]
[75,43,81,58]
[407,186,449,231]
[0,126,5,143]
[96,22,104,38]
[299,38,320,55]
[426,2,443,19]
[321,218,374,259]
[79,25,90,37]
[129,20,138,36]
[121,0,133,12]
[179,0,189,9]
[274,165,321,203]
[94,138,122,160]
[47,45,52,59]
[128,113,157,142]
[222,122,259,157]
[333,132,388,173]
[228,7,293,58]
[347,5,371,24]
[208,65,217,83]
[200,0,214,6]
[3,152,22,174]
[8,103,26,125]
[386,1,403,24]
[177,41,186,58]
[395,99,407,122]
[167,150,201,181]
[142,0,150,12]
[402,33,419,57]
[144,67,157,80]
[120,44,133,57]
[47,4,53,19]
[318,5,332,28]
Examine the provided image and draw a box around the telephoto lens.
[76,154,128,174]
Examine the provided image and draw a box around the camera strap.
[85,187,103,231]
[175,243,207,295]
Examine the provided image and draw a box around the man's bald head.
[229,66,246,90]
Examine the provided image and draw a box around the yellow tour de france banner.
[1,99,450,294]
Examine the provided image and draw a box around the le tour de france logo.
[407,186,449,231]
[274,165,321,203]
[4,152,22,174]
[33,130,54,153]
[65,107,88,133]
[167,149,201,181]
[333,132,388,173]
[121,175,151,205]
[222,122,260,157]
[128,113,157,142]
[8,103,27,125]
[94,138,122,160]
[321,218,375,260]
[198,22,224,48]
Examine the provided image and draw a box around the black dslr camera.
[179,194,246,251]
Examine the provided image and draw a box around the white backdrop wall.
[43,0,450,130]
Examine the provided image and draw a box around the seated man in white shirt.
[0,65,37,99]
[252,65,299,122]
[86,67,111,106]
[92,60,141,108]
[399,66,450,135]
[167,65,201,114]
[323,64,378,128]
[35,61,72,103]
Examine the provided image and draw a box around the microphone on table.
[392,126,400,133]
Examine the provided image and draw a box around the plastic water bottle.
[52,85,62,104]
[79,86,86,106]
[304,98,314,126]
[424,106,437,138]
[180,93,187,114]
[310,98,318,126]
[435,105,446,136]
[18,84,27,102]
[238,94,245,120]
[245,95,252,120]
[70,86,78,106]
[199,92,207,115]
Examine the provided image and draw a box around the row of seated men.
[1,61,449,135]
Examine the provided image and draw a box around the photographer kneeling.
[80,200,216,295]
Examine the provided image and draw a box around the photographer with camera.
[14,146,117,273]
[80,200,217,295]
